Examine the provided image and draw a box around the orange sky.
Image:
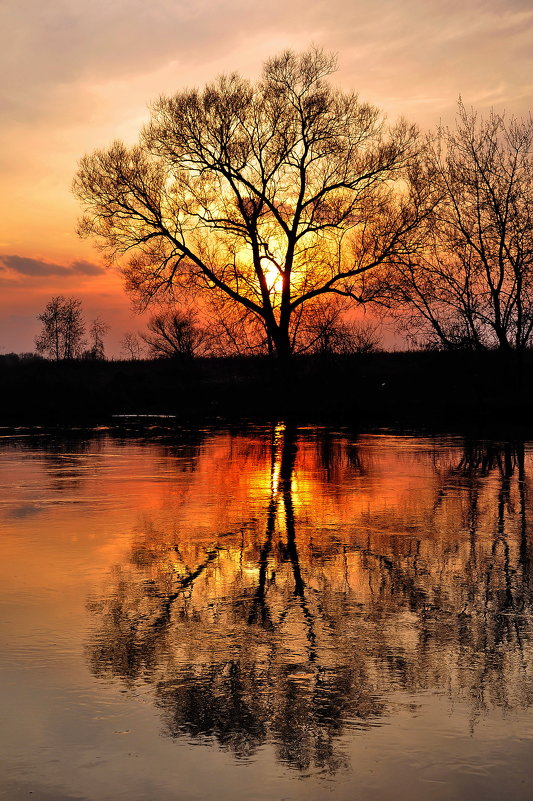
[1,0,532,355]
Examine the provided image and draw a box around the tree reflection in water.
[86,427,533,773]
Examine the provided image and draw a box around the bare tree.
[296,298,381,355]
[120,332,144,360]
[83,316,110,359]
[35,296,86,360]
[393,104,533,351]
[141,307,210,358]
[74,48,436,363]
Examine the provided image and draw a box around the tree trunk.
[269,324,294,406]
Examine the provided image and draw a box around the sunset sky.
[1,0,531,355]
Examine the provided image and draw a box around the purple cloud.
[70,259,105,275]
[0,255,104,277]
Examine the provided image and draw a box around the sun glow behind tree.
[74,48,438,361]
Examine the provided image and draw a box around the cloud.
[70,259,105,275]
[0,0,530,140]
[0,255,104,277]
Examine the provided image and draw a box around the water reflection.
[86,427,533,774]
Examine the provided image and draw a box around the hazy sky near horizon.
[1,0,532,354]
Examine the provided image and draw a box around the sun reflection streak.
[270,422,287,496]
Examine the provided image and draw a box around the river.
[1,424,532,800]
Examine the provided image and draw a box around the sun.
[261,238,284,292]
[263,260,283,291]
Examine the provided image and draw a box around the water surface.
[1,425,532,800]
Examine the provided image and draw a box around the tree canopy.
[74,48,436,361]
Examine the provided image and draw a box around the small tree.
[296,298,381,355]
[120,332,144,360]
[35,296,86,360]
[141,307,210,359]
[83,316,110,359]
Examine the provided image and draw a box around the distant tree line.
[29,295,381,362]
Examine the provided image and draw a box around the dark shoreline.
[1,351,532,436]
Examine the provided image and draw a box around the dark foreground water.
[1,424,532,801]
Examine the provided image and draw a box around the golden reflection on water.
[84,426,533,774]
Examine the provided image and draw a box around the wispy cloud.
[2,0,531,125]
